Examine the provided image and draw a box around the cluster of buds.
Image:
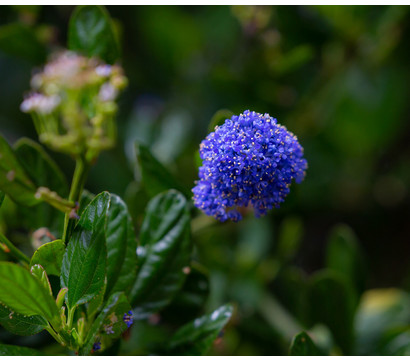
[21,51,127,162]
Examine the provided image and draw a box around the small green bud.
[56,287,68,308]
[77,317,86,345]
[60,306,67,324]
[30,264,52,296]
[35,187,75,213]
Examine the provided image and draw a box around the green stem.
[45,325,65,346]
[63,156,90,245]
[0,233,30,264]
[35,187,75,213]
[258,292,302,343]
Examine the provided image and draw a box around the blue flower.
[92,341,101,352]
[192,110,307,222]
[123,310,133,328]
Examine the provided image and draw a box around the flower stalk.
[0,233,30,264]
[63,156,90,245]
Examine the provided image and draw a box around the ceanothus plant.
[0,6,233,356]
[0,4,310,357]
[0,6,308,356]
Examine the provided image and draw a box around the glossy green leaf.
[0,344,43,356]
[168,304,233,355]
[0,262,59,323]
[136,143,189,199]
[80,292,131,355]
[78,189,95,217]
[208,109,233,132]
[326,224,366,301]
[105,194,137,298]
[0,134,40,206]
[61,192,110,308]
[0,303,47,336]
[289,331,322,355]
[30,239,65,276]
[306,270,355,355]
[129,190,192,318]
[68,5,120,64]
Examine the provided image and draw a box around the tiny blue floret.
[192,110,307,222]
[123,310,133,328]
[92,341,101,352]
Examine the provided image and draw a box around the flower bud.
[56,287,68,309]
[21,50,127,162]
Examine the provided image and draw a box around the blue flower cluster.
[192,110,307,222]
[123,311,134,328]
[92,341,101,352]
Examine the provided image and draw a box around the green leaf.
[136,143,189,199]
[68,5,120,64]
[0,344,43,356]
[208,109,233,132]
[378,327,410,356]
[0,262,59,323]
[61,192,110,309]
[355,289,410,355]
[289,331,322,355]
[14,138,68,197]
[87,277,106,319]
[0,303,47,336]
[14,138,68,236]
[129,190,192,319]
[78,189,95,217]
[0,134,40,206]
[325,224,366,301]
[30,239,65,276]
[168,304,233,355]
[306,270,355,355]
[80,292,131,355]
[163,264,210,325]
[105,194,137,298]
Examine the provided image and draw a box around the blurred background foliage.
[0,5,410,356]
